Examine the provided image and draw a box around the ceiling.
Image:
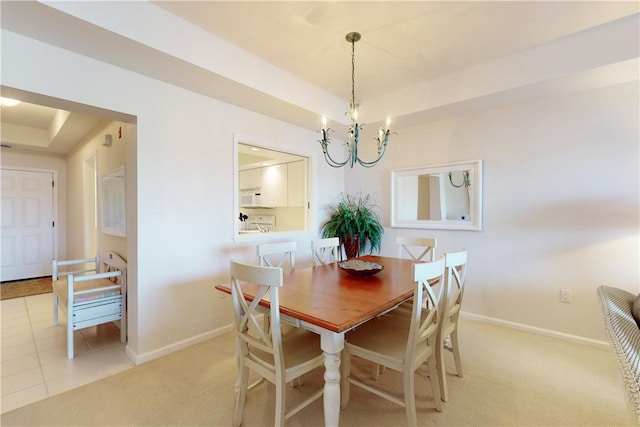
[1,1,638,154]
[153,1,637,100]
[0,100,108,154]
[238,143,304,169]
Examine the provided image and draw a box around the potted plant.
[321,192,384,258]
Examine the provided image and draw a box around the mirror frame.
[391,160,483,231]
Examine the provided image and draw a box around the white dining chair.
[382,249,468,402]
[396,236,437,262]
[340,258,445,425]
[369,236,438,379]
[311,237,340,266]
[229,261,324,426]
[395,237,438,313]
[257,241,297,335]
[257,241,296,271]
[436,249,468,402]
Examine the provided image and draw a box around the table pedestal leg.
[321,332,344,427]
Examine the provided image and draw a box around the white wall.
[346,81,639,342]
[1,30,344,362]
[65,121,128,259]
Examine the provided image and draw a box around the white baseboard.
[125,324,234,365]
[461,311,610,350]
[124,313,611,365]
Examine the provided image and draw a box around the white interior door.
[1,169,55,281]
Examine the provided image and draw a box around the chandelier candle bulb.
[322,116,327,137]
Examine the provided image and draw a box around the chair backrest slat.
[406,258,445,360]
[312,237,340,266]
[442,250,468,329]
[52,256,100,280]
[230,261,284,362]
[257,241,296,271]
[101,251,127,286]
[397,237,437,262]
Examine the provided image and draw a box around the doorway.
[1,168,55,281]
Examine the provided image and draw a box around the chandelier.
[318,32,393,168]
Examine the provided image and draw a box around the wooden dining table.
[215,255,420,427]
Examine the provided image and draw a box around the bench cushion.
[53,278,121,305]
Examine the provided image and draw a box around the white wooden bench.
[53,252,127,359]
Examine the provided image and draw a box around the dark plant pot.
[342,234,360,259]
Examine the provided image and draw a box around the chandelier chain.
[351,37,356,108]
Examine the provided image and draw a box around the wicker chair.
[597,285,640,424]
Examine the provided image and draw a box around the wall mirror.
[234,136,309,237]
[391,160,483,231]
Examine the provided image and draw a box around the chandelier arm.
[319,128,353,168]
[356,155,384,168]
[355,143,388,168]
[448,171,471,188]
[325,151,351,168]
[448,172,464,188]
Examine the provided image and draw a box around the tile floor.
[1,292,134,414]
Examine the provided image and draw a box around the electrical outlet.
[560,289,571,303]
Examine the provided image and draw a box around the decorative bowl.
[338,259,384,277]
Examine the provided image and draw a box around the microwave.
[240,190,261,207]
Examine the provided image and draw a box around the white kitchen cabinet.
[287,160,306,207]
[239,168,262,190]
[261,164,288,207]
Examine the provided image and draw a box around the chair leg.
[119,301,127,344]
[436,333,448,402]
[233,364,249,427]
[262,315,271,334]
[451,328,463,378]
[53,295,59,325]
[67,325,74,359]
[234,340,241,393]
[372,363,386,380]
[426,355,442,412]
[274,377,286,427]
[403,368,417,427]
[340,346,351,410]
[66,301,74,359]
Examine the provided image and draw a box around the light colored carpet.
[1,318,635,426]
